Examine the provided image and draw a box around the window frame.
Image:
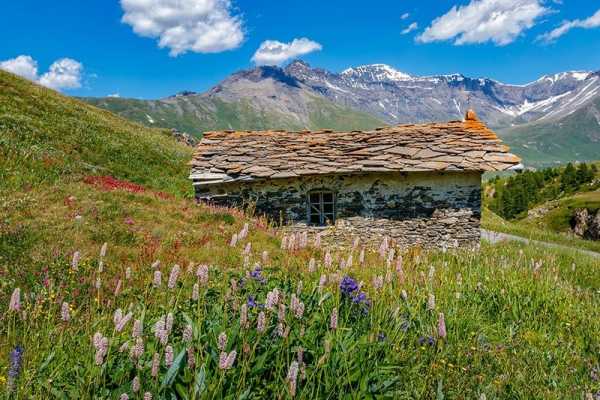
[306,190,336,226]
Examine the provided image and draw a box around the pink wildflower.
[153,270,161,288]
[308,258,316,273]
[61,302,70,322]
[243,242,251,256]
[72,251,80,271]
[132,376,140,393]
[151,260,160,269]
[427,293,436,311]
[287,361,299,397]
[372,275,384,290]
[218,332,228,351]
[114,309,123,326]
[438,312,447,339]
[265,288,280,310]
[324,251,332,269]
[196,265,209,285]
[165,345,174,367]
[183,324,193,343]
[151,353,160,377]
[318,275,327,291]
[9,288,21,312]
[132,319,143,338]
[116,312,133,332]
[257,311,266,333]
[229,233,238,247]
[131,337,144,359]
[144,393,153,400]
[192,283,199,301]
[330,308,338,330]
[240,304,249,329]
[114,279,122,296]
[168,264,180,289]
[187,347,195,369]
[120,393,129,400]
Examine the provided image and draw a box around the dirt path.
[481,229,600,259]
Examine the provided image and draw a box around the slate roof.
[190,110,522,186]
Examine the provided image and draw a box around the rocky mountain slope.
[83,61,600,166]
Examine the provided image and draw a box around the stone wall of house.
[196,171,482,249]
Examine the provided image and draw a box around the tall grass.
[1,223,599,398]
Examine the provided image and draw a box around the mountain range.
[83,60,600,167]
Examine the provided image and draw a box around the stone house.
[190,110,522,248]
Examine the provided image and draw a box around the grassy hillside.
[83,94,384,136]
[0,70,193,196]
[1,71,599,398]
[498,97,600,167]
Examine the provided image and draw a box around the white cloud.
[0,55,83,91]
[538,8,600,42]
[401,13,410,20]
[252,38,322,66]
[108,93,121,98]
[0,55,38,80]
[120,0,244,56]
[38,58,83,90]
[417,0,549,46]
[402,22,418,35]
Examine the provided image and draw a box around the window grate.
[307,191,336,226]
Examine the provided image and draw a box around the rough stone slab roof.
[190,110,522,185]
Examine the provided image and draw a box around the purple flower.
[249,267,266,284]
[340,276,359,296]
[247,296,258,308]
[8,345,24,392]
[418,336,436,347]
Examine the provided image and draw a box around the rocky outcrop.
[170,128,198,147]
[572,208,600,240]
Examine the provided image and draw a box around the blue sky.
[1,0,600,99]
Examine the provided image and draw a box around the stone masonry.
[199,170,482,249]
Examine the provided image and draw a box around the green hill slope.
[83,94,384,136]
[498,96,600,167]
[0,70,193,196]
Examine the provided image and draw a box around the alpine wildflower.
[100,242,108,258]
[144,392,153,400]
[165,345,174,367]
[7,345,24,392]
[151,353,160,377]
[168,264,180,289]
[61,302,70,322]
[153,270,162,288]
[116,312,133,332]
[9,288,21,312]
[330,308,338,330]
[132,376,140,393]
[240,304,249,328]
[183,324,193,343]
[119,393,129,400]
[218,332,228,351]
[287,361,299,397]
[192,283,199,301]
[187,347,195,369]
[427,293,436,311]
[308,258,316,272]
[72,251,81,271]
[438,312,447,339]
[359,248,365,265]
[132,319,143,338]
[196,265,209,285]
[257,311,266,333]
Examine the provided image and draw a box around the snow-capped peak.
[341,64,412,82]
[531,71,591,85]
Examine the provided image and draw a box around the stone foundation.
[197,171,482,249]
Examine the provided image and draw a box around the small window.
[307,191,336,226]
